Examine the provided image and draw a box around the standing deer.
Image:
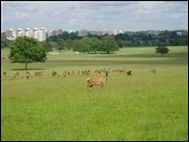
[87,72,109,89]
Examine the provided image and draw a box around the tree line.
[115,31,188,47]
[2,30,188,54]
[47,34,119,54]
[46,30,188,52]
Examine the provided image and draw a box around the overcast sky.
[1,1,188,32]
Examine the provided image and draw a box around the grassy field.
[1,46,188,140]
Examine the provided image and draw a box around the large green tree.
[9,36,47,70]
[90,37,103,54]
[72,37,92,53]
[101,36,119,54]
[156,44,169,56]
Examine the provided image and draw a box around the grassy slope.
[1,46,188,140]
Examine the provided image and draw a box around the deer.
[10,75,16,81]
[3,72,6,75]
[52,71,57,77]
[149,68,157,73]
[35,71,43,77]
[126,70,132,76]
[25,75,31,80]
[87,71,109,89]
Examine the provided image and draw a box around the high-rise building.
[6,28,17,39]
[5,27,49,41]
[25,28,33,38]
[17,28,25,37]
[33,27,39,40]
[38,27,46,41]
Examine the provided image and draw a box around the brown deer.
[10,75,16,80]
[87,72,109,89]
[126,70,132,76]
[35,71,43,77]
[149,68,157,73]
[3,72,6,75]
[25,75,31,80]
[52,71,57,77]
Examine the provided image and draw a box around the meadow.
[1,46,188,140]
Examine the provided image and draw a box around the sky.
[1,1,188,32]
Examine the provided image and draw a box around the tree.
[9,36,47,70]
[64,39,72,51]
[1,33,13,48]
[90,37,103,54]
[72,37,92,53]
[57,39,65,52]
[80,37,93,53]
[156,44,169,56]
[72,37,103,53]
[48,41,59,50]
[101,36,119,54]
[39,41,53,52]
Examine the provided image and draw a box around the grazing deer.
[3,72,6,75]
[149,68,157,73]
[126,70,132,76]
[10,75,16,80]
[35,71,43,77]
[63,72,67,77]
[15,72,19,76]
[87,72,109,89]
[52,71,57,77]
[25,75,31,80]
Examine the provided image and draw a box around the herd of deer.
[7,71,43,80]
[3,68,157,89]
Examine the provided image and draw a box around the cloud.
[1,1,188,31]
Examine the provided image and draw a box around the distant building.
[182,30,188,36]
[38,27,46,41]
[146,30,161,36]
[5,27,49,41]
[176,30,188,36]
[25,28,33,38]
[47,30,52,37]
[89,31,103,36]
[17,28,25,37]
[56,29,63,35]
[176,31,182,36]
[6,28,17,39]
[78,30,89,36]
[33,27,39,40]
[48,30,56,37]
